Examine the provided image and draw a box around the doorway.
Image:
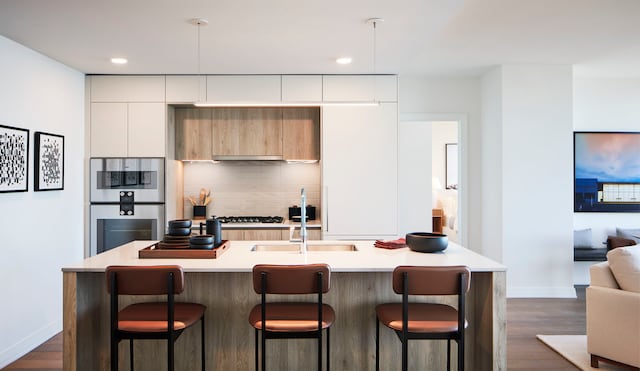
[398,115,465,246]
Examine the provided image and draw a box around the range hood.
[211,155,283,161]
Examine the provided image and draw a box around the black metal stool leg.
[201,315,205,371]
[375,319,380,371]
[326,327,330,371]
[318,328,322,371]
[447,339,451,371]
[130,339,134,371]
[168,336,174,371]
[254,329,258,371]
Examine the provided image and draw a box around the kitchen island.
[62,240,506,370]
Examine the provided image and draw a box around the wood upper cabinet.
[211,108,283,159]
[175,108,212,160]
[282,107,320,161]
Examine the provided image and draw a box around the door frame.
[399,113,468,248]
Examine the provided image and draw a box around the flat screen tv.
[574,131,640,212]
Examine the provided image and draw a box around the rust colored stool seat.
[106,265,206,371]
[375,265,470,371]
[249,264,335,371]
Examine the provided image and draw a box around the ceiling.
[1,0,639,78]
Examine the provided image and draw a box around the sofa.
[574,227,637,261]
[586,245,640,369]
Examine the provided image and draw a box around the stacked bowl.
[157,220,193,249]
[189,234,215,250]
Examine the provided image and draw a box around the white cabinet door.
[322,75,397,102]
[322,103,398,238]
[90,103,128,157]
[206,75,281,102]
[128,103,166,157]
[282,75,322,102]
[90,76,165,102]
[166,76,206,103]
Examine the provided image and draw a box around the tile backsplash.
[183,161,321,219]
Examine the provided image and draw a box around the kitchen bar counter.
[62,240,506,370]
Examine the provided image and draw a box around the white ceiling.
[1,0,639,78]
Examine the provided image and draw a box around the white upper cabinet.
[322,75,397,102]
[90,102,165,157]
[166,76,206,103]
[90,103,128,157]
[127,103,166,157]
[206,75,281,103]
[322,103,398,239]
[90,76,165,102]
[282,75,322,102]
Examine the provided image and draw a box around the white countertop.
[63,240,506,273]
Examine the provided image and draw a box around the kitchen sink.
[251,243,358,252]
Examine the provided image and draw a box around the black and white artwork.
[34,131,64,191]
[0,125,29,193]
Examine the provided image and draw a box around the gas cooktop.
[216,216,284,224]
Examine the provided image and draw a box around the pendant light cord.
[373,20,377,75]
[190,18,208,103]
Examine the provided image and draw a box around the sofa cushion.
[607,245,640,293]
[574,228,594,249]
[616,227,640,244]
[606,236,637,250]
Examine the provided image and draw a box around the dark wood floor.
[3,287,586,370]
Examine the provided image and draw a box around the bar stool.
[106,265,206,371]
[248,264,335,371]
[375,265,471,371]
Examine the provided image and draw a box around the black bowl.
[190,234,214,245]
[190,243,214,250]
[167,227,192,236]
[405,232,448,253]
[168,219,192,228]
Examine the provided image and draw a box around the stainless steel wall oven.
[90,158,165,256]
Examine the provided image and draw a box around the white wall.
[400,70,575,298]
[573,77,640,242]
[572,77,640,284]
[480,68,504,262]
[489,65,575,297]
[0,36,85,367]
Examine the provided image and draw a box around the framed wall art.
[445,143,458,190]
[34,131,64,191]
[0,124,29,193]
[574,131,640,212]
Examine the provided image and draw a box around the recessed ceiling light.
[336,57,352,65]
[110,57,128,65]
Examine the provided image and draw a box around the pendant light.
[367,17,384,105]
[189,18,208,103]
[191,18,382,107]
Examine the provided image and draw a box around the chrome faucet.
[288,188,308,253]
[300,188,307,253]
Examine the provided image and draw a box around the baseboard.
[0,320,61,368]
[507,285,577,298]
